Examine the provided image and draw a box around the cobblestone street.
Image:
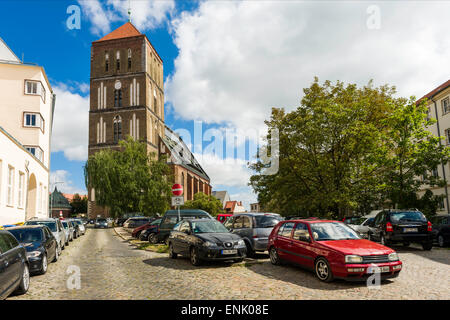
[9,227,450,300]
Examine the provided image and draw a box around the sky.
[1,0,449,210]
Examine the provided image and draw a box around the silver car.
[72,219,86,235]
[24,218,66,255]
[224,213,283,257]
[61,220,75,243]
[347,217,375,239]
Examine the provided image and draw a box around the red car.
[217,213,233,224]
[267,219,402,282]
[131,218,160,238]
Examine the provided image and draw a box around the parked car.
[0,230,30,299]
[431,214,450,247]
[367,209,434,250]
[168,219,247,266]
[342,216,363,224]
[131,217,160,238]
[72,220,86,235]
[6,225,58,275]
[24,218,65,254]
[123,217,153,230]
[94,218,109,229]
[347,217,375,239]
[61,220,74,245]
[217,213,233,224]
[155,210,214,244]
[115,218,128,227]
[139,219,163,242]
[224,213,283,257]
[268,219,402,282]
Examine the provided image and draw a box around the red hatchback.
[268,219,402,282]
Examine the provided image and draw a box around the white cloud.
[166,1,450,133]
[50,170,86,195]
[78,0,175,36]
[52,85,89,161]
[229,189,257,212]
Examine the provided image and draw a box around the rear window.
[255,215,282,228]
[390,211,427,223]
[26,221,57,232]
[9,229,43,242]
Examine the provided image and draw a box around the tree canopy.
[181,192,224,216]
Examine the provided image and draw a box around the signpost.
[172,184,184,222]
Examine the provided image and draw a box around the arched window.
[113,116,122,143]
[181,173,185,188]
[128,49,132,70]
[105,52,109,72]
[116,51,121,70]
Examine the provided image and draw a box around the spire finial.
[128,0,132,22]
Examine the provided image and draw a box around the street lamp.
[49,181,64,218]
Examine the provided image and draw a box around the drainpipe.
[24,160,30,221]
[432,98,450,212]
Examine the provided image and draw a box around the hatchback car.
[61,220,75,243]
[72,220,86,235]
[367,209,434,250]
[131,217,160,239]
[431,214,450,247]
[6,226,58,275]
[24,218,65,254]
[347,217,375,239]
[0,230,30,299]
[224,213,283,257]
[268,219,402,282]
[123,217,153,230]
[139,219,163,242]
[168,219,246,265]
[94,218,109,229]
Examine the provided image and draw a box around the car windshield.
[255,215,282,228]
[391,211,427,223]
[8,229,43,242]
[26,221,57,232]
[191,220,229,233]
[97,219,106,223]
[310,222,361,241]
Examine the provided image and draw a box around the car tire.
[269,246,281,265]
[315,257,334,282]
[148,233,158,244]
[244,240,255,258]
[38,254,48,275]
[53,246,59,262]
[135,231,141,239]
[422,241,433,251]
[14,264,30,295]
[438,235,445,247]
[168,243,177,259]
[190,247,202,266]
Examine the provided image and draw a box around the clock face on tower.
[114,81,122,90]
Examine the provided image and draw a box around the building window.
[432,167,439,178]
[105,52,109,72]
[445,129,450,145]
[128,49,132,70]
[114,89,122,107]
[23,112,44,132]
[25,146,44,162]
[18,172,24,209]
[116,51,120,71]
[7,166,14,206]
[25,80,45,102]
[426,107,431,122]
[442,97,450,115]
[439,198,445,210]
[114,116,122,143]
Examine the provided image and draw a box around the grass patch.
[138,243,169,253]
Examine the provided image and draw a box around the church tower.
[87,22,165,218]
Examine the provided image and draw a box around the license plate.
[403,228,418,233]
[367,266,390,273]
[222,249,237,255]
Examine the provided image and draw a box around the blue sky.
[1,0,449,210]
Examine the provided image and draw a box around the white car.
[24,218,66,254]
[72,219,86,235]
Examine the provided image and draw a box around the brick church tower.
[87,22,165,218]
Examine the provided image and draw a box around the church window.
[114,116,122,143]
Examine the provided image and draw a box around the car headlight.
[26,251,41,258]
[203,241,215,247]
[345,255,363,263]
[237,239,245,246]
[388,252,399,261]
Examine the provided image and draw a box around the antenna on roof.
[127,0,132,22]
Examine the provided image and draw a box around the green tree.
[70,194,87,215]
[181,192,224,216]
[84,137,172,218]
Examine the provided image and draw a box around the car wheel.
[168,243,177,259]
[38,254,48,275]
[148,233,158,244]
[422,241,433,251]
[14,264,30,295]
[438,235,445,247]
[269,246,281,265]
[53,246,60,262]
[135,231,141,239]
[315,257,334,282]
[245,240,255,258]
[190,247,201,266]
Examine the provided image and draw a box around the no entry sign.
[172,184,183,196]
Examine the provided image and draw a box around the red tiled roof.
[96,22,142,42]
[417,79,450,103]
[62,193,87,202]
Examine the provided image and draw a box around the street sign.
[171,196,184,206]
[172,184,183,196]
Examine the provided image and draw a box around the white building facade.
[0,37,55,224]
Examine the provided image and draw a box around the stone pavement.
[9,227,450,300]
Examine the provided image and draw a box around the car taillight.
[386,222,393,232]
[427,221,432,232]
